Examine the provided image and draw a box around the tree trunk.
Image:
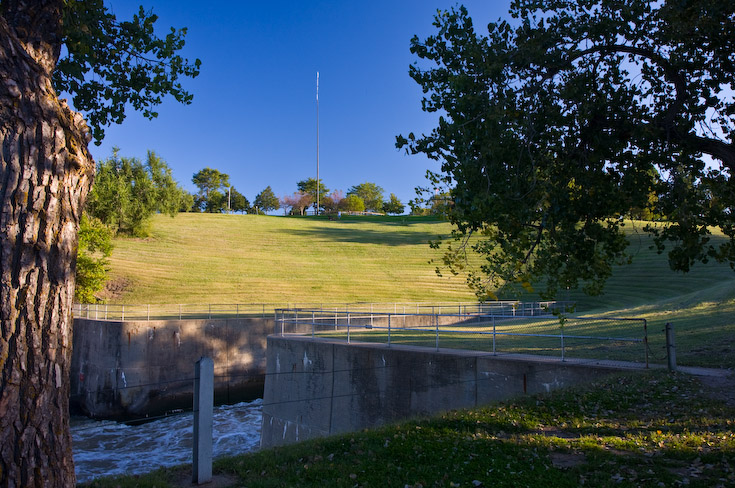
[0,9,94,488]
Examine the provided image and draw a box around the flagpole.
[316,71,320,216]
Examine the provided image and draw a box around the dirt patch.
[96,276,132,301]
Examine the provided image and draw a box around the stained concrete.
[70,317,283,420]
[261,335,652,448]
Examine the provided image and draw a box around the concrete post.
[665,322,677,371]
[193,357,214,485]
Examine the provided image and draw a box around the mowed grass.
[105,215,735,367]
[106,213,476,304]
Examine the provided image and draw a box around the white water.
[71,399,262,483]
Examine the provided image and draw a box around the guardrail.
[275,308,649,366]
[72,301,569,321]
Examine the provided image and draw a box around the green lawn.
[105,213,476,304]
[102,214,735,368]
[81,370,735,488]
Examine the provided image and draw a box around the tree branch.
[1,0,62,74]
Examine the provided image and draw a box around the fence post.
[435,312,439,351]
[312,311,315,338]
[193,357,214,485]
[560,323,565,362]
[665,322,677,371]
[388,314,391,347]
[492,316,496,355]
[147,304,150,321]
[121,305,124,321]
[643,319,649,369]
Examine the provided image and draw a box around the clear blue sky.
[91,1,511,209]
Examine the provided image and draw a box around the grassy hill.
[104,213,477,305]
[102,214,735,368]
[105,214,735,309]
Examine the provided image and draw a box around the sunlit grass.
[106,213,477,304]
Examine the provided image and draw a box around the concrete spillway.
[260,335,650,448]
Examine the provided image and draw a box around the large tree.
[0,1,199,485]
[297,177,328,211]
[192,166,230,211]
[86,149,187,235]
[398,0,735,299]
[348,181,385,213]
[254,185,280,214]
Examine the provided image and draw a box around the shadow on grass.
[280,224,448,247]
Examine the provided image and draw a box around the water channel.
[71,399,263,484]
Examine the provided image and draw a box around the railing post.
[208,304,211,319]
[435,313,439,351]
[121,305,125,321]
[665,322,677,371]
[388,314,391,347]
[147,304,150,321]
[193,357,214,485]
[560,324,565,362]
[643,319,649,369]
[492,316,496,355]
[312,311,315,338]
[347,312,351,344]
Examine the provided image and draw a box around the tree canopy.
[192,167,232,212]
[85,149,187,235]
[254,186,280,213]
[297,177,329,210]
[54,0,201,142]
[383,193,406,215]
[348,182,385,213]
[398,0,735,299]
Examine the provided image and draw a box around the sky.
[88,0,512,211]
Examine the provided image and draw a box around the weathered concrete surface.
[70,317,280,420]
[260,335,650,448]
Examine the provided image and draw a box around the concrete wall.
[261,335,648,448]
[71,317,281,420]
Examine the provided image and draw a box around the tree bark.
[0,5,94,487]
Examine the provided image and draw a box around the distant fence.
[276,309,649,366]
[72,301,568,322]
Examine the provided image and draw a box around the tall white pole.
[316,71,320,216]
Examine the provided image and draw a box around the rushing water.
[71,399,263,484]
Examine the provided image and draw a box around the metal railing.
[275,308,649,366]
[72,301,568,322]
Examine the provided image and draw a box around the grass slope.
[105,214,735,367]
[106,214,475,304]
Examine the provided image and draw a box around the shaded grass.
[81,370,735,488]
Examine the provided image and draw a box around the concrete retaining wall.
[261,335,648,448]
[71,317,281,420]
